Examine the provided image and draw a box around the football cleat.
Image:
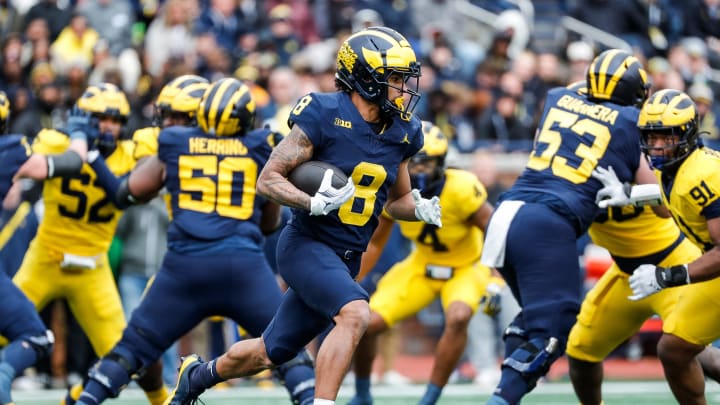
[163,355,205,405]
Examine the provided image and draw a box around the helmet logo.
[337,42,358,73]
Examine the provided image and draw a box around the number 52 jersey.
[32,129,136,256]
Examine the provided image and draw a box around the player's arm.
[385,159,442,226]
[257,125,315,210]
[259,200,282,235]
[633,156,670,218]
[125,155,165,203]
[13,141,84,182]
[357,214,394,282]
[384,159,418,221]
[469,201,495,232]
[629,207,720,299]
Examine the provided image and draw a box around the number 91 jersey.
[32,129,136,256]
[288,92,423,252]
[158,125,275,245]
[506,87,642,233]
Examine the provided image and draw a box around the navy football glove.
[66,106,100,147]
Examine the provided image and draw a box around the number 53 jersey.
[506,86,642,233]
[32,129,136,256]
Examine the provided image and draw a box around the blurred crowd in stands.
[2,0,720,156]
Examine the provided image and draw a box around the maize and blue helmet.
[587,49,649,107]
[638,89,699,172]
[0,91,9,134]
[335,27,421,119]
[197,78,256,137]
[155,75,210,126]
[409,121,448,190]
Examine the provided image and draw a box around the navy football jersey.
[158,126,275,246]
[288,92,423,252]
[0,135,32,200]
[503,87,641,233]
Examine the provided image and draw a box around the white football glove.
[412,189,442,227]
[309,169,355,216]
[592,166,632,208]
[628,264,690,301]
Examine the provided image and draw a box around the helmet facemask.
[409,154,444,191]
[640,125,698,171]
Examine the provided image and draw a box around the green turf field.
[13,381,720,404]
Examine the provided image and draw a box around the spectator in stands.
[570,0,651,55]
[78,0,135,57]
[22,0,71,42]
[689,82,720,148]
[566,41,594,83]
[10,81,64,137]
[258,4,303,67]
[0,0,21,43]
[474,71,534,152]
[49,13,99,75]
[143,0,198,78]
[266,66,300,136]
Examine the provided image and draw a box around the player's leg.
[417,263,487,405]
[0,273,53,405]
[225,250,315,405]
[277,227,369,402]
[566,264,661,405]
[351,255,437,405]
[66,259,168,405]
[489,205,580,405]
[660,277,720,405]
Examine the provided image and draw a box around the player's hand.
[480,277,505,316]
[66,106,100,146]
[309,169,355,216]
[412,189,442,227]
[592,166,631,208]
[628,264,690,301]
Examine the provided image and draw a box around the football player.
[565,83,720,405]
[480,49,656,405]
[603,89,720,404]
[61,75,210,405]
[347,121,496,405]
[77,78,315,405]
[163,27,441,405]
[10,83,169,405]
[0,90,86,405]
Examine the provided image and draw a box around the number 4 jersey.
[158,125,275,250]
[504,86,642,234]
[32,129,136,256]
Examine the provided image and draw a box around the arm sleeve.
[89,156,131,208]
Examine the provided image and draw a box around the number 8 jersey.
[287,92,423,252]
[505,86,642,234]
[32,129,136,256]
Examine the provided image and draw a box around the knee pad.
[23,330,54,361]
[502,337,562,390]
[272,350,315,405]
[87,348,140,398]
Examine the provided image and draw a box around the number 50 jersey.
[158,125,275,250]
[505,87,642,233]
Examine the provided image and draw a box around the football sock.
[493,368,529,405]
[190,359,224,390]
[486,394,511,405]
[144,385,169,405]
[279,363,315,405]
[0,339,39,373]
[418,383,442,405]
[354,377,371,399]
